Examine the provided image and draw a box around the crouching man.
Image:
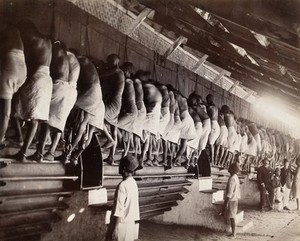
[222,162,240,238]
[107,155,140,241]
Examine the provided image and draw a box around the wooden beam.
[244,90,254,101]
[191,54,208,72]
[228,81,239,93]
[152,11,300,95]
[141,0,300,75]
[163,35,187,58]
[213,70,230,83]
[124,7,153,35]
[137,6,300,104]
[167,3,300,73]
[184,0,300,50]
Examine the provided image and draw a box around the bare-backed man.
[0,22,27,150]
[10,20,52,162]
[206,94,220,165]
[100,54,125,165]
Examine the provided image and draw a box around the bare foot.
[7,151,32,163]
[173,157,181,167]
[152,158,161,166]
[102,140,116,149]
[144,159,154,166]
[27,152,43,163]
[43,152,55,162]
[0,142,6,150]
[104,156,117,165]
[226,233,236,238]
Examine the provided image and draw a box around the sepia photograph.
[0,0,299,240]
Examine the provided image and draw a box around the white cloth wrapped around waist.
[86,83,105,130]
[164,115,182,144]
[227,126,238,151]
[132,103,147,140]
[215,125,228,147]
[158,106,171,136]
[187,121,203,149]
[144,102,161,135]
[198,118,211,151]
[240,134,248,153]
[0,49,27,100]
[104,94,122,126]
[247,138,257,156]
[179,110,197,140]
[48,79,77,132]
[15,65,52,121]
[75,82,102,117]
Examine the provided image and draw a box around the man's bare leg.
[209,143,215,165]
[10,120,39,162]
[104,125,118,165]
[44,132,62,161]
[27,122,50,162]
[214,144,221,165]
[101,125,115,149]
[173,139,187,166]
[137,135,150,169]
[12,117,24,145]
[161,139,168,166]
[0,99,11,149]
[144,135,154,166]
[228,218,236,237]
[152,138,162,166]
[123,131,132,157]
[133,135,141,158]
[71,125,95,165]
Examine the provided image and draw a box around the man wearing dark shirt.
[281,159,293,210]
[257,158,274,211]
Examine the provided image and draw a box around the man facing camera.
[281,159,293,210]
[222,162,241,238]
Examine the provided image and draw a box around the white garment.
[115,222,136,241]
[114,177,140,223]
[283,184,291,208]
[226,174,240,201]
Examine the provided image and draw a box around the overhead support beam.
[191,54,208,72]
[124,7,153,36]
[163,35,187,58]
[244,90,254,101]
[213,70,230,83]
[184,0,300,50]
[228,81,239,93]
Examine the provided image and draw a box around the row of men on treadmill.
[0,20,298,170]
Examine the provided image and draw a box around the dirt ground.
[139,200,300,241]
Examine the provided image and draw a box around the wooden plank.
[191,54,208,72]
[125,7,153,35]
[228,81,239,93]
[163,35,187,58]
[213,70,230,83]
[0,190,72,201]
[0,176,78,181]
[0,224,51,241]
